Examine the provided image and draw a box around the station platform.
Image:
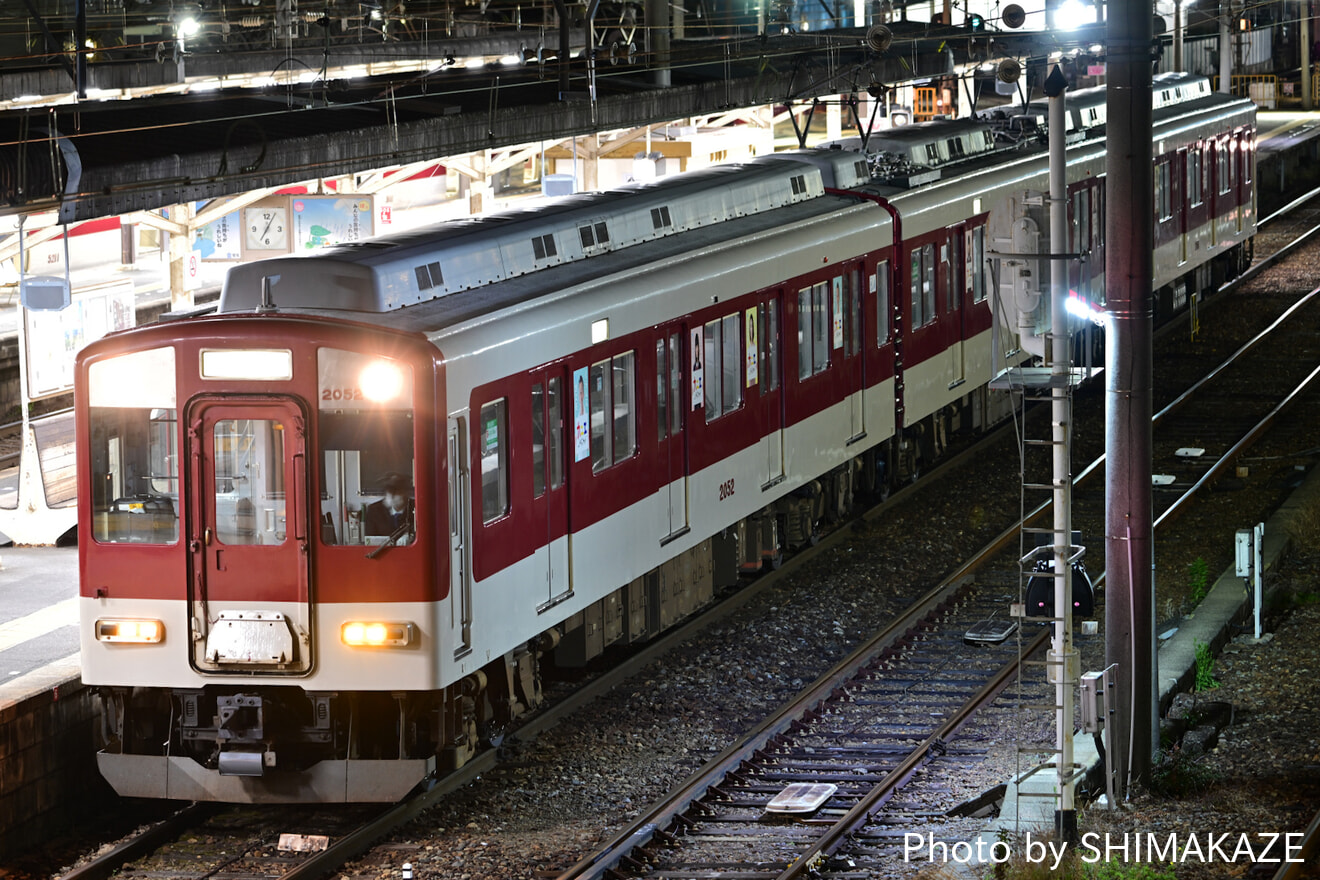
[0,546,78,701]
[1257,110,1320,152]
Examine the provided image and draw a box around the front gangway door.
[188,397,311,673]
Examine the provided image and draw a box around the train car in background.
[76,73,1255,803]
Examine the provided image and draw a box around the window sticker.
[745,307,758,387]
[573,366,590,463]
[832,276,844,349]
[690,327,704,410]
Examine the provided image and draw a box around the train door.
[187,397,312,673]
[1177,148,1189,264]
[947,232,965,389]
[841,267,865,441]
[447,416,472,657]
[531,370,571,605]
[656,328,689,539]
[755,294,785,487]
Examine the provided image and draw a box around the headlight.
[96,619,164,643]
[359,360,405,403]
[341,621,414,647]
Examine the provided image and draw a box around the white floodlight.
[1055,0,1093,31]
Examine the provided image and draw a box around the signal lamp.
[96,619,164,643]
[341,621,414,647]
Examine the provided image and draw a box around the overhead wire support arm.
[16,0,79,91]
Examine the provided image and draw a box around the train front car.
[76,314,453,802]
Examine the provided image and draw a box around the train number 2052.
[718,478,735,501]
[322,388,365,401]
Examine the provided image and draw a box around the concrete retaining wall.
[0,677,114,862]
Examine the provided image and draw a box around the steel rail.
[1269,805,1320,880]
[553,507,1048,880]
[1154,285,1320,423]
[56,803,217,880]
[1154,358,1320,532]
[1258,183,1320,228]
[776,627,1052,879]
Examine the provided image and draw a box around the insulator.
[865,24,892,53]
[240,16,265,28]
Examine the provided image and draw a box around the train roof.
[220,158,831,315]
[1017,72,1224,135]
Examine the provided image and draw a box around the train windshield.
[316,348,415,547]
[87,347,180,544]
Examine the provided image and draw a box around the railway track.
[542,205,1320,878]
[52,191,1320,880]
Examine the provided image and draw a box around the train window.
[1155,161,1172,222]
[876,261,891,344]
[1073,191,1091,252]
[317,348,415,545]
[212,419,286,546]
[797,289,810,379]
[589,353,636,472]
[613,352,637,462]
[723,315,742,415]
[656,341,669,442]
[531,378,566,498]
[812,283,829,374]
[944,242,959,313]
[797,283,831,379]
[911,245,935,327]
[924,245,936,323]
[88,347,180,545]
[590,362,609,470]
[1188,151,1204,207]
[703,315,743,420]
[479,398,509,522]
[668,334,682,436]
[1217,140,1231,194]
[970,230,986,304]
[844,270,862,357]
[911,247,924,325]
[548,377,564,490]
[758,301,779,394]
[657,334,685,441]
[533,383,547,498]
[1243,134,1252,183]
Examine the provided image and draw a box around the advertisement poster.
[832,276,844,349]
[690,327,704,410]
[193,203,242,261]
[25,281,135,400]
[745,307,758,387]
[292,195,375,250]
[573,366,589,463]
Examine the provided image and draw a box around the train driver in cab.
[365,472,414,539]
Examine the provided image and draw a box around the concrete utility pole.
[645,0,671,87]
[1045,63,1078,840]
[1220,1,1233,93]
[1105,0,1156,798]
[1303,2,1312,111]
[1174,0,1184,72]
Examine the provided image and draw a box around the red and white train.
[77,73,1255,802]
